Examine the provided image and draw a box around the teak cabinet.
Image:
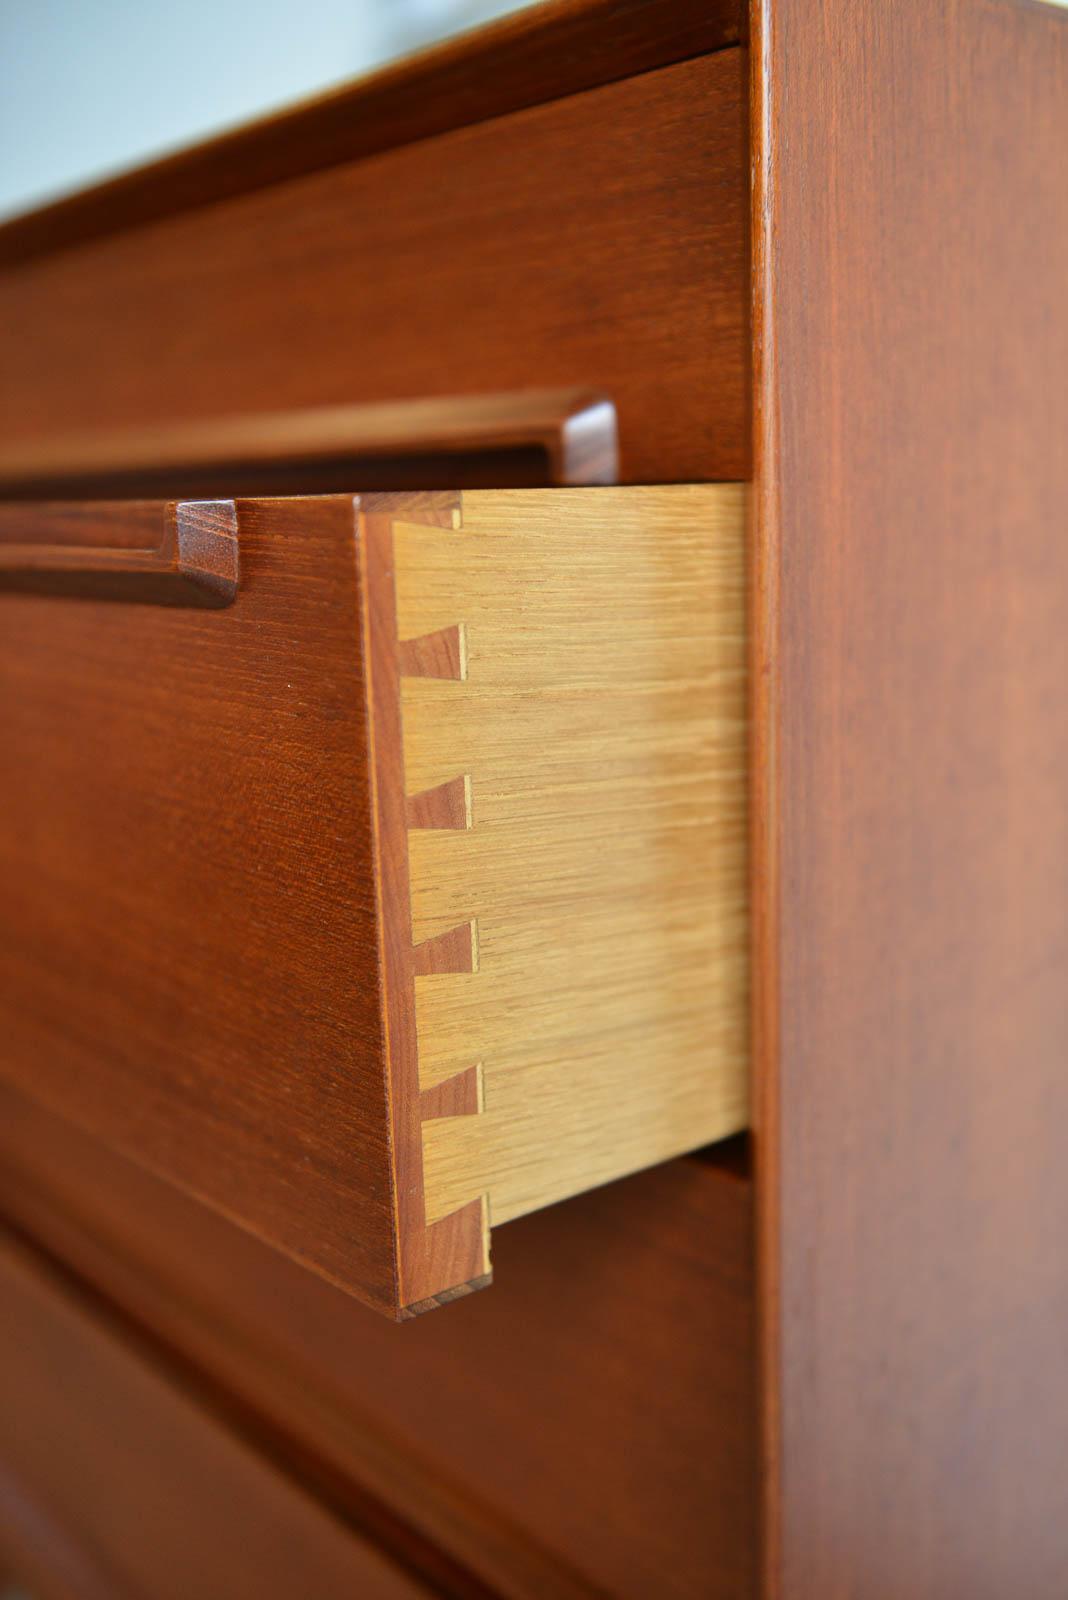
[3,0,1068,1596]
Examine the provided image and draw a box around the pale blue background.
[0,0,534,221]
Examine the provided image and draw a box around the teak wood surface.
[0,1231,433,1600]
[0,1090,759,1600]
[0,500,239,606]
[0,495,402,1310]
[0,487,748,1319]
[0,0,743,265]
[0,391,620,501]
[0,51,749,487]
[752,0,1068,1593]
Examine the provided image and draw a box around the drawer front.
[0,1094,760,1600]
[0,1231,431,1600]
[0,50,748,487]
[0,486,748,1316]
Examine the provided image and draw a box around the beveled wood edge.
[0,391,619,501]
[749,3,784,1590]
[359,492,491,1316]
[0,0,743,266]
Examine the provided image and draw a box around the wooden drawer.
[0,486,748,1317]
[0,49,748,486]
[0,1230,431,1600]
[0,1094,759,1600]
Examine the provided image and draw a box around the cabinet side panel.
[754,1,1068,1593]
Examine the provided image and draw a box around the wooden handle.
[0,390,618,501]
[0,500,239,606]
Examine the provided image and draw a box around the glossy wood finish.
[0,51,749,486]
[0,499,185,548]
[0,1091,759,1600]
[0,487,749,1318]
[751,1,1068,1593]
[0,390,619,500]
[0,1231,433,1600]
[0,500,239,605]
[0,492,407,1307]
[8,0,1064,1589]
[0,0,742,265]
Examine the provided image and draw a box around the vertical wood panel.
[753,1,1068,1593]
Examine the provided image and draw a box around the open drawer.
[0,485,748,1316]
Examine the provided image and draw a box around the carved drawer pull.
[0,500,238,607]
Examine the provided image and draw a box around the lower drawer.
[0,1091,759,1600]
[0,1230,430,1600]
[0,486,748,1315]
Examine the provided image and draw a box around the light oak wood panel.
[392,488,750,1226]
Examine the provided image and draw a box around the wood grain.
[411,923,479,979]
[360,485,748,1301]
[0,390,619,500]
[0,52,749,486]
[407,774,472,832]
[0,494,404,1315]
[0,487,747,1317]
[752,0,1068,1593]
[0,0,742,266]
[0,1230,433,1600]
[361,496,491,1313]
[0,500,239,606]
[0,1089,760,1600]
[0,499,172,549]
[398,625,467,682]
[391,488,750,1227]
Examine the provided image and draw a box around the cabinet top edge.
[0,0,743,270]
